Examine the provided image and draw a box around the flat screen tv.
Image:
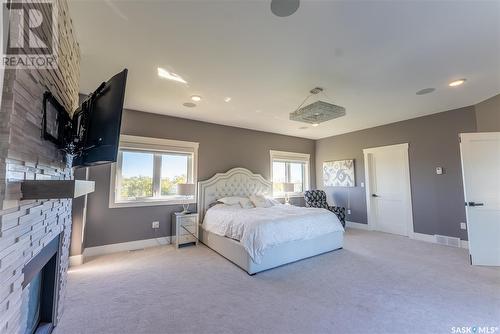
[72,69,128,167]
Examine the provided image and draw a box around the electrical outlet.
[460,222,467,230]
[152,221,160,229]
[347,209,351,215]
[360,182,365,188]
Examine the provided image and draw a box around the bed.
[198,168,344,274]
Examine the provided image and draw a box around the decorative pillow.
[239,197,255,209]
[249,194,273,208]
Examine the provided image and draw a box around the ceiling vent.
[290,100,346,125]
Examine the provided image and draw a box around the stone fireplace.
[0,0,80,332]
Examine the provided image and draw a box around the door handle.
[372,194,379,197]
[467,202,484,207]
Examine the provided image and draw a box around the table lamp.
[282,182,294,204]
[177,183,195,213]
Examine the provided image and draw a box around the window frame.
[270,150,310,198]
[109,135,199,208]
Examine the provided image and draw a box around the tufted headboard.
[197,167,272,221]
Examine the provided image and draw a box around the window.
[270,150,310,197]
[119,151,154,200]
[110,135,198,208]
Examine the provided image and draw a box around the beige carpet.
[55,230,500,334]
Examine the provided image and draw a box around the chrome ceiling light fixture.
[289,87,346,126]
[271,0,300,17]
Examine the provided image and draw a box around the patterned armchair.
[304,190,346,227]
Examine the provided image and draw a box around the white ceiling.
[69,0,500,140]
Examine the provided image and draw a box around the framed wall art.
[323,159,355,187]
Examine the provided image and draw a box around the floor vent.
[434,235,461,247]
[128,248,145,252]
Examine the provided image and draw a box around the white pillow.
[218,196,246,205]
[239,197,255,209]
[218,196,254,208]
[249,194,273,208]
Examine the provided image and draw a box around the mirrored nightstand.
[172,212,199,248]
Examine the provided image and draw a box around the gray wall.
[81,94,498,249]
[475,93,500,132]
[315,106,477,240]
[70,94,89,257]
[71,168,87,256]
[83,109,316,248]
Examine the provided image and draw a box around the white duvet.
[202,204,344,263]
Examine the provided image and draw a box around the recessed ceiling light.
[183,102,196,108]
[157,67,187,84]
[312,123,319,127]
[255,110,262,113]
[416,88,435,95]
[449,79,466,87]
[224,97,232,103]
[191,95,202,102]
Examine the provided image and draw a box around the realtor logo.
[451,326,500,334]
[2,0,58,69]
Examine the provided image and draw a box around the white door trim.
[363,143,415,237]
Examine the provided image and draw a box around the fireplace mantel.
[21,180,95,200]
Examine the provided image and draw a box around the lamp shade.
[282,183,295,193]
[177,183,195,196]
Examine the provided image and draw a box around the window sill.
[109,199,196,209]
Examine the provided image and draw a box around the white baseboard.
[413,232,469,249]
[69,255,83,267]
[82,236,171,261]
[347,223,469,249]
[345,221,372,230]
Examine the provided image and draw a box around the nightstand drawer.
[178,234,196,244]
[179,222,197,235]
[179,216,197,225]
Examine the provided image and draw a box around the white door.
[460,132,500,266]
[364,143,413,236]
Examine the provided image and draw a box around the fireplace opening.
[21,234,60,334]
